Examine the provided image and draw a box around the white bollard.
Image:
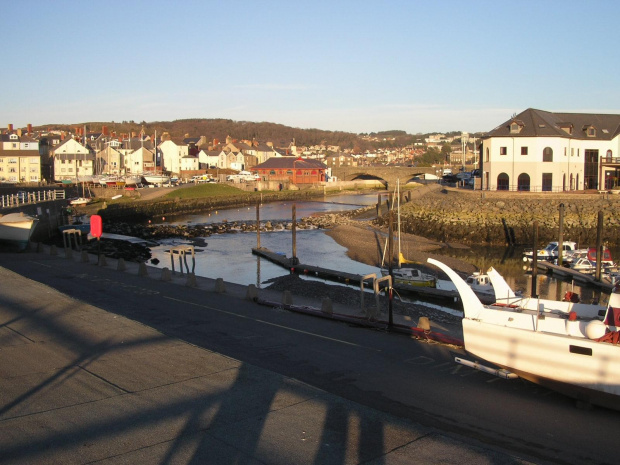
[185,273,197,287]
[215,278,226,293]
[321,297,333,315]
[138,262,147,276]
[161,267,172,281]
[246,284,258,301]
[282,290,293,305]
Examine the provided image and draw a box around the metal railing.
[0,190,65,209]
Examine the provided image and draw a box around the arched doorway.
[518,173,531,191]
[497,173,509,190]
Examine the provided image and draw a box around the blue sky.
[2,0,619,134]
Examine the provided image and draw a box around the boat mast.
[397,178,401,268]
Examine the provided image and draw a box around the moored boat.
[429,257,620,411]
[142,173,170,185]
[0,212,39,250]
[69,197,92,206]
[523,241,579,262]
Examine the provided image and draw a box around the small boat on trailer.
[0,212,39,250]
[429,257,620,411]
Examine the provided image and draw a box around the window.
[500,147,507,155]
[543,147,553,162]
[518,173,531,191]
[521,147,528,155]
[571,148,574,157]
[542,173,553,192]
[485,148,489,162]
[587,127,596,137]
[497,173,509,190]
[8,158,17,164]
[510,122,521,134]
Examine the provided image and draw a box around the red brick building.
[251,156,327,184]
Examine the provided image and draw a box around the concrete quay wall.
[382,186,620,247]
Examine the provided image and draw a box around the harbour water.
[146,193,614,305]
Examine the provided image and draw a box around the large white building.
[481,108,620,191]
[0,133,41,183]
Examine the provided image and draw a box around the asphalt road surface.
[1,252,618,464]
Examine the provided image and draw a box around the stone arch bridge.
[331,166,442,188]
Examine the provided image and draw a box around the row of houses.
[2,108,620,190]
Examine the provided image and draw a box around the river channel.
[146,193,613,305]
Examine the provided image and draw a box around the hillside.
[33,118,421,151]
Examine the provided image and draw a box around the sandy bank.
[325,223,477,277]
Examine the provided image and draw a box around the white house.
[52,137,95,182]
[481,108,620,191]
[125,147,155,174]
[180,155,199,173]
[95,146,123,175]
[159,140,189,175]
[198,149,220,169]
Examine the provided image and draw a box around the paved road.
[0,248,618,464]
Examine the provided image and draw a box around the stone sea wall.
[379,185,620,247]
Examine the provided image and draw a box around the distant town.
[1,107,619,193]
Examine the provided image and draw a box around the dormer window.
[583,125,597,137]
[509,120,524,134]
[558,123,573,135]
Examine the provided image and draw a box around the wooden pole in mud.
[595,211,603,281]
[557,203,564,267]
[292,204,298,265]
[256,199,260,248]
[532,221,538,298]
[388,209,394,328]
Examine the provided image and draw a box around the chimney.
[213,138,219,147]
[17,128,22,137]
[27,123,32,134]
[131,131,137,138]
[8,123,13,132]
[102,125,109,136]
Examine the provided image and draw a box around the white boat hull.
[428,257,620,410]
[142,174,170,185]
[0,213,39,249]
[463,318,620,408]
